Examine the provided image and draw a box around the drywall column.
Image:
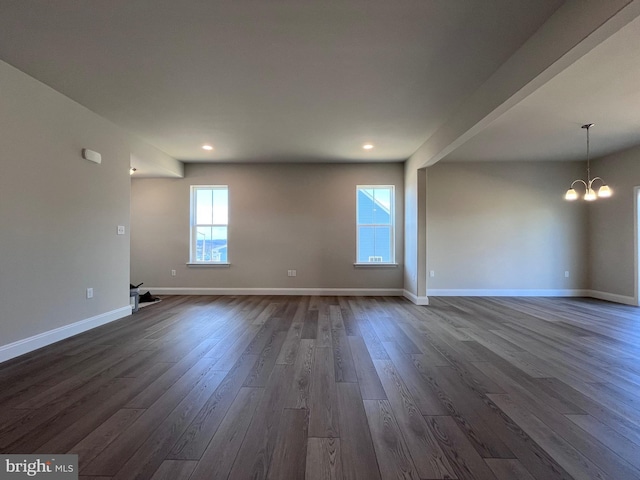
[403,157,428,304]
[417,168,427,299]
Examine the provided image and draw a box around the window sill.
[186,262,231,268]
[353,263,399,268]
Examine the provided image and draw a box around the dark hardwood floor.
[1,295,640,479]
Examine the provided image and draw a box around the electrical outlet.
[429,270,435,278]
[171,269,176,277]
[117,225,125,235]
[86,287,94,299]
[565,271,570,278]
[287,270,297,277]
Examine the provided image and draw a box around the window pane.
[358,225,392,262]
[358,226,375,263]
[195,226,228,262]
[196,188,228,225]
[357,187,391,225]
[191,186,229,263]
[357,188,375,224]
[196,188,213,224]
[371,188,391,225]
[211,188,228,224]
[373,225,391,262]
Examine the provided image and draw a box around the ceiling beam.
[130,138,184,178]
[408,0,640,169]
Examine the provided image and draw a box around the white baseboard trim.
[427,289,590,297]
[587,290,637,306]
[403,290,429,305]
[0,306,132,363]
[426,288,637,306]
[146,287,405,297]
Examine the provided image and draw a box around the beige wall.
[589,145,640,301]
[425,160,589,292]
[131,162,404,291]
[0,60,133,351]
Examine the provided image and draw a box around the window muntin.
[356,185,394,263]
[190,186,228,263]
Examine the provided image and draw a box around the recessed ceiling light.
[363,144,374,150]
[202,145,213,151]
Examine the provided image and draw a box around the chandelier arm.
[570,179,588,191]
[588,177,606,188]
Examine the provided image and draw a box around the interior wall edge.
[402,289,430,305]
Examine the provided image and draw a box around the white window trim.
[353,263,399,268]
[356,185,395,264]
[186,262,231,267]
[190,185,229,264]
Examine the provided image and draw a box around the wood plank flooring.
[1,295,640,479]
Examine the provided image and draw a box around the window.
[190,186,228,263]
[357,185,395,263]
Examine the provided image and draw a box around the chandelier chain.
[586,124,591,183]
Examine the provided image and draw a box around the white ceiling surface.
[444,13,640,163]
[0,0,565,167]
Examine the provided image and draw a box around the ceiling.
[444,12,640,163]
[0,0,566,165]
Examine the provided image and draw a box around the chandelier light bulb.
[597,185,612,197]
[584,188,597,201]
[564,188,578,201]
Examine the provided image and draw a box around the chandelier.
[565,123,611,201]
